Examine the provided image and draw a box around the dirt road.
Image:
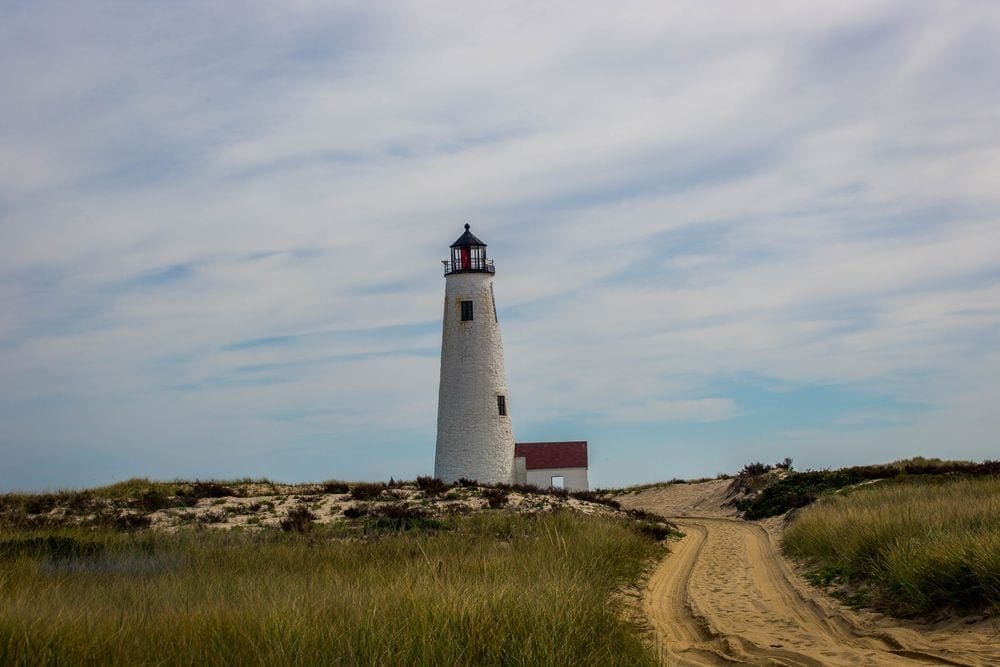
[621,482,1000,666]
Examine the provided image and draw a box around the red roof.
[514,441,588,470]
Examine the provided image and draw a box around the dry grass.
[0,511,662,665]
[783,476,1000,617]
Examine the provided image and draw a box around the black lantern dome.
[444,224,495,275]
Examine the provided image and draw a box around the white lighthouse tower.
[434,224,515,484]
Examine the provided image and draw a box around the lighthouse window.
[470,246,484,270]
[497,395,507,416]
[461,300,474,321]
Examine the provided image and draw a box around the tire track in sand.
[642,517,995,666]
[621,481,997,666]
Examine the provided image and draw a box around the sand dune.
[621,481,999,666]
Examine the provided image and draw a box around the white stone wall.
[512,456,527,485]
[525,467,589,491]
[434,271,515,484]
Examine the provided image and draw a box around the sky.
[2,1,999,491]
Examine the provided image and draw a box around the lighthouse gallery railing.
[442,258,495,275]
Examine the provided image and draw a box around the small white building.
[513,441,589,491]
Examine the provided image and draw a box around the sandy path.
[623,483,999,666]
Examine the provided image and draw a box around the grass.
[734,457,1000,519]
[782,476,1000,617]
[0,510,662,665]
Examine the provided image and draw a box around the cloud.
[1,1,999,489]
[605,399,743,424]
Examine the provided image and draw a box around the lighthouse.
[434,224,515,484]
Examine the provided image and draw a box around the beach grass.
[782,476,1000,617]
[0,510,661,665]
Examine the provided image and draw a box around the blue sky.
[2,2,999,491]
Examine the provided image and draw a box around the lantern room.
[444,223,495,275]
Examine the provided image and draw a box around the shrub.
[734,469,863,519]
[24,495,59,515]
[174,482,235,506]
[190,482,235,498]
[637,522,676,541]
[320,480,350,494]
[482,488,509,508]
[624,508,663,523]
[349,483,386,501]
[569,491,621,510]
[66,492,93,513]
[341,505,365,519]
[739,461,773,477]
[363,505,442,532]
[112,513,152,532]
[416,476,451,496]
[197,511,227,525]
[135,490,171,512]
[280,505,317,533]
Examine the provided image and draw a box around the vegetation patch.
[320,480,350,494]
[733,457,1000,519]
[280,505,317,533]
[0,512,663,665]
[569,490,621,510]
[783,476,1000,617]
[0,536,104,560]
[481,487,509,508]
[348,482,387,501]
[415,476,451,496]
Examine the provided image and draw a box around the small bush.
[227,502,263,516]
[416,476,451,496]
[24,495,59,515]
[320,480,350,494]
[624,508,663,523]
[637,522,676,541]
[136,490,171,512]
[112,513,152,532]
[190,482,235,499]
[174,492,200,507]
[364,505,442,532]
[349,483,386,501]
[197,511,227,525]
[739,461,773,477]
[456,478,478,487]
[66,492,93,513]
[341,505,365,519]
[280,505,316,533]
[482,488,509,508]
[174,482,234,506]
[569,491,621,510]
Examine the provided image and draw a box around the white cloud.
[2,1,999,488]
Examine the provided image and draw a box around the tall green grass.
[783,476,1000,617]
[0,511,661,665]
